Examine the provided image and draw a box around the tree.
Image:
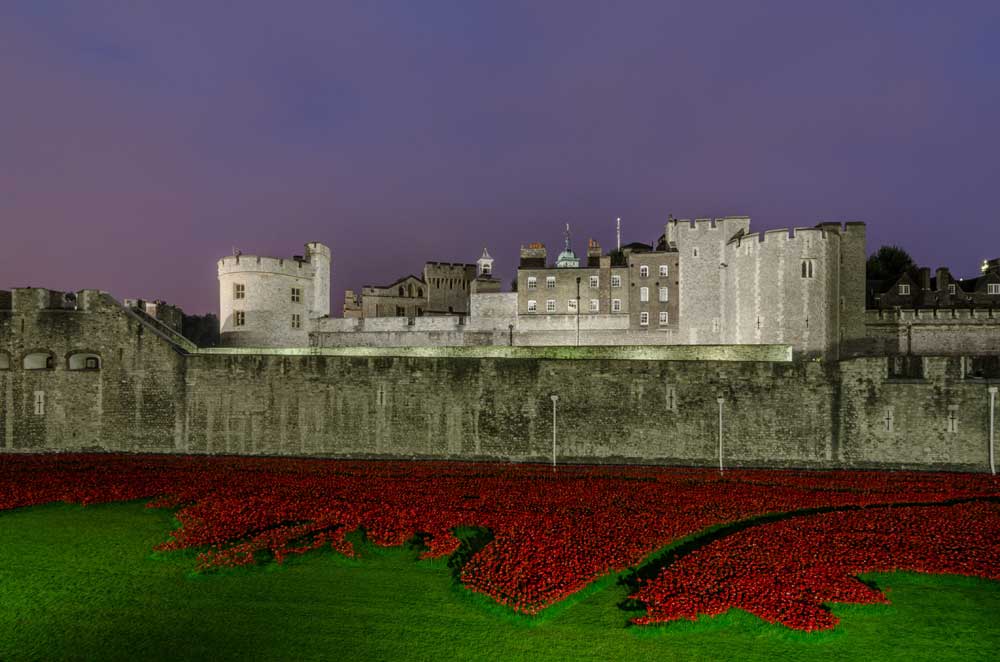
[866,245,915,281]
[182,313,220,348]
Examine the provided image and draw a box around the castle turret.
[217,242,331,347]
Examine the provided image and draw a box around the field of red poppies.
[1,453,998,629]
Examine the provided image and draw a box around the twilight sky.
[1,1,997,314]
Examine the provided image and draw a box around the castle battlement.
[217,254,317,280]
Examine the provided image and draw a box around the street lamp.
[550,394,559,468]
[990,386,997,476]
[716,396,725,474]
[575,276,581,346]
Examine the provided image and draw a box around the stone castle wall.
[1,289,997,471]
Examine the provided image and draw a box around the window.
[611,298,622,312]
[801,260,814,278]
[883,407,894,432]
[659,311,668,325]
[546,299,556,313]
[234,311,245,327]
[989,284,1000,295]
[589,299,599,312]
[233,283,245,299]
[292,314,301,329]
[546,276,556,288]
[24,352,53,370]
[712,318,719,333]
[665,385,678,413]
[527,276,537,289]
[527,299,537,312]
[888,355,924,379]
[34,391,45,416]
[693,247,699,257]
[68,353,100,371]
[947,405,959,433]
[639,265,649,278]
[611,275,622,288]
[639,312,649,326]
[948,284,956,295]
[482,263,491,275]
[398,286,405,296]
[0,353,9,370]
[291,288,301,303]
[659,265,669,277]
[898,283,911,295]
[589,275,599,288]
[567,299,578,313]
[640,287,649,302]
[659,287,668,302]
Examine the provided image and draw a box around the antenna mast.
[616,217,621,251]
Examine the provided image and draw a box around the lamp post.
[575,276,581,346]
[990,386,997,476]
[716,396,725,474]
[550,394,559,469]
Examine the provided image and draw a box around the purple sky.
[1,1,997,315]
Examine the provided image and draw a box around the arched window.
[418,288,423,298]
[408,284,414,297]
[398,286,405,296]
[23,352,54,370]
[0,352,10,370]
[68,352,101,371]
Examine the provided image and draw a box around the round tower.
[217,242,330,347]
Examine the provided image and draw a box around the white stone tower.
[217,242,331,347]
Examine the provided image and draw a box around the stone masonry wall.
[2,292,997,471]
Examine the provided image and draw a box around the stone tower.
[217,242,331,347]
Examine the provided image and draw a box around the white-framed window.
[34,391,45,416]
[639,312,649,326]
[611,298,622,312]
[659,287,668,302]
[989,283,1000,295]
[589,299,599,312]
[233,283,245,299]
[639,265,649,278]
[527,299,537,312]
[948,283,957,295]
[567,299,578,313]
[527,276,537,290]
[291,313,301,329]
[291,287,301,303]
[546,276,556,288]
[899,283,911,295]
[611,275,622,288]
[589,275,599,288]
[640,287,649,302]
[801,260,815,278]
[546,299,556,313]
[659,265,668,277]
[234,311,245,327]
[659,311,668,325]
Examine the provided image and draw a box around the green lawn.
[1,502,998,661]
